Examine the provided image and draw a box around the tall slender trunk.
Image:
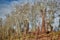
[41,9,46,33]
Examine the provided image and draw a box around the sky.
[0,0,34,17]
[0,0,60,30]
[0,0,60,17]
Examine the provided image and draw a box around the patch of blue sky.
[0,0,18,4]
[0,0,34,17]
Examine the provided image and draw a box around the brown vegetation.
[0,0,60,40]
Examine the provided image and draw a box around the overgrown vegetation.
[0,0,60,40]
